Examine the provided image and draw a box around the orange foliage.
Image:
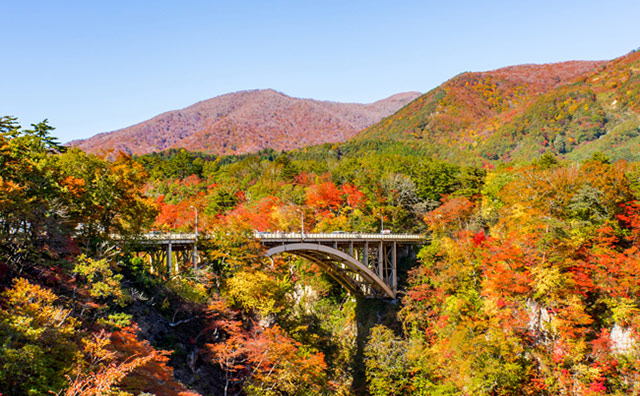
[481,236,534,301]
[617,200,640,244]
[223,196,281,231]
[403,160,640,394]
[341,183,367,209]
[60,176,86,197]
[110,324,193,395]
[64,324,199,396]
[205,305,326,394]
[306,181,344,213]
[423,196,475,233]
[154,192,206,230]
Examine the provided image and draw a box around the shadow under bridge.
[257,233,425,299]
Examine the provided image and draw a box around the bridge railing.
[110,232,197,241]
[254,232,425,240]
[111,231,425,242]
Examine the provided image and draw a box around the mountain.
[69,90,421,156]
[357,53,640,163]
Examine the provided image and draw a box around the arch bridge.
[118,232,426,299]
[257,232,425,299]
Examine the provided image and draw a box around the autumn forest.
[3,48,640,396]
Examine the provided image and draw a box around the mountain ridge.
[355,55,640,163]
[69,89,421,156]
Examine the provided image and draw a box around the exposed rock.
[526,298,552,336]
[611,323,637,355]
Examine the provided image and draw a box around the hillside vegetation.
[70,90,420,157]
[0,116,484,395]
[359,50,640,164]
[6,49,640,396]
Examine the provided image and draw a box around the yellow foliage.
[167,276,209,304]
[226,270,290,316]
[73,255,130,306]
[1,277,78,340]
[0,278,79,394]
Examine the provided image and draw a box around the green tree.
[364,325,411,396]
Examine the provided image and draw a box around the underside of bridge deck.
[264,241,401,299]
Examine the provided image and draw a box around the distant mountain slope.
[69,90,421,156]
[356,56,640,163]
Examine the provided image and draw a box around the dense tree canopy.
[5,113,640,396]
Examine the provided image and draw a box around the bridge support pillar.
[392,241,397,295]
[378,241,383,278]
[364,242,368,268]
[192,244,198,269]
[167,241,172,276]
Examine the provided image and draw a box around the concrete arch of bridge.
[265,243,395,299]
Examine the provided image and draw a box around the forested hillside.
[378,153,640,395]
[69,90,420,157]
[0,116,485,395]
[6,49,640,396]
[359,50,640,164]
[130,136,640,394]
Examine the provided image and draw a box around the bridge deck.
[256,232,425,243]
[115,232,426,244]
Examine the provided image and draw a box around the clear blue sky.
[3,0,639,143]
